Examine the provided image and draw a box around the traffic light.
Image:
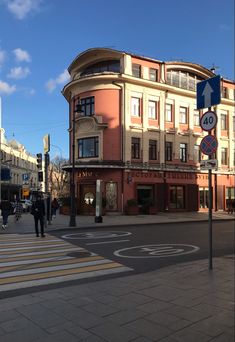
[38,171,43,182]
[36,153,42,170]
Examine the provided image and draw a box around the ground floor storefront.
[73,168,234,215]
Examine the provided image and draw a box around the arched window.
[166,70,204,91]
[80,60,120,77]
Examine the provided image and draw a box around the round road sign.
[200,111,217,131]
[200,135,218,155]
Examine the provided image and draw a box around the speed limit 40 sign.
[200,111,217,131]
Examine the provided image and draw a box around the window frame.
[179,106,188,124]
[180,143,187,162]
[131,97,140,117]
[165,103,173,122]
[78,136,99,158]
[221,147,228,165]
[221,113,227,130]
[80,96,95,117]
[149,139,157,160]
[132,63,141,78]
[148,100,157,120]
[193,108,200,126]
[131,137,140,159]
[149,68,158,82]
[165,141,173,162]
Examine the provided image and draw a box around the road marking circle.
[62,231,132,240]
[114,244,200,258]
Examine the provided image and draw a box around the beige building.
[0,128,38,200]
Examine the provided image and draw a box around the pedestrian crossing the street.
[0,234,132,292]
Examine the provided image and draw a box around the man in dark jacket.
[31,195,45,237]
[0,199,12,230]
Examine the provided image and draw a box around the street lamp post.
[69,97,83,227]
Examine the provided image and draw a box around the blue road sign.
[22,173,29,181]
[200,135,218,155]
[197,75,221,109]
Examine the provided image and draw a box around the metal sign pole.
[208,161,213,270]
[208,106,213,270]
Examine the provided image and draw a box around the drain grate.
[67,251,92,258]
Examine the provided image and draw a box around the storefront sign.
[77,171,99,179]
[129,171,163,179]
[127,171,208,182]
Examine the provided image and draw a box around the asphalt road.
[53,220,235,274]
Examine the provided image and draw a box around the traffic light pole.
[44,152,51,227]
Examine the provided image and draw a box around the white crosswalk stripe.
[0,234,132,292]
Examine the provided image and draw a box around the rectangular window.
[169,185,185,209]
[194,145,201,163]
[148,101,157,119]
[131,137,140,159]
[78,137,99,158]
[180,143,187,162]
[194,108,200,126]
[221,147,228,165]
[149,140,157,160]
[165,103,173,122]
[222,87,228,98]
[199,188,209,208]
[226,187,235,209]
[80,97,94,116]
[165,141,173,162]
[131,97,140,117]
[179,106,188,124]
[221,113,227,130]
[132,63,141,78]
[149,68,158,81]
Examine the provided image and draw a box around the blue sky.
[0,0,234,159]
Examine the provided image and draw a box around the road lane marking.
[87,239,130,245]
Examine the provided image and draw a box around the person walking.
[0,199,12,230]
[14,199,23,222]
[51,198,59,219]
[31,195,46,237]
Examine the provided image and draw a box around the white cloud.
[0,49,6,66]
[4,0,42,20]
[0,80,16,95]
[45,69,70,93]
[7,66,30,79]
[13,48,31,62]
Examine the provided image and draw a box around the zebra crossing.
[0,233,132,292]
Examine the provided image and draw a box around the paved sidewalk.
[0,256,234,341]
[1,210,235,234]
[0,212,234,341]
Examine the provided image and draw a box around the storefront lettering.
[77,171,99,179]
[130,171,163,179]
[127,171,208,181]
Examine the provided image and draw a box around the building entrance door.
[80,184,96,215]
[137,185,154,213]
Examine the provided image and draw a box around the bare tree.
[48,156,69,199]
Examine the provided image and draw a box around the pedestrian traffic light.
[38,171,43,182]
[36,153,42,170]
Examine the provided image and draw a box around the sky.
[0,0,234,159]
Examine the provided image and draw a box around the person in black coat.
[0,200,12,230]
[31,196,46,237]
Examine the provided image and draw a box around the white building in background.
[0,128,39,200]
